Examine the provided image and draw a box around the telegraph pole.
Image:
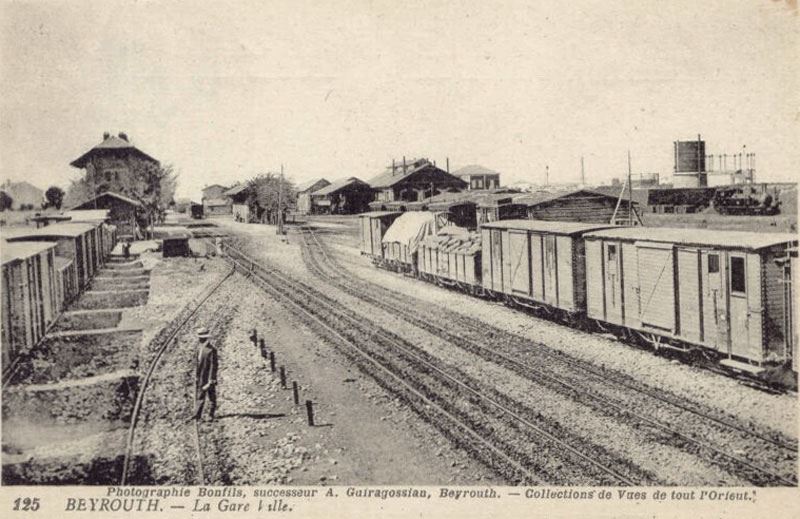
[277,164,284,235]
[581,156,585,186]
[627,150,633,226]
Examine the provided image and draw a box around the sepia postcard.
[1,0,798,517]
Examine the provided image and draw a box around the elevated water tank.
[674,138,706,173]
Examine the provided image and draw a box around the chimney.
[118,132,129,142]
[392,159,396,176]
[103,132,110,140]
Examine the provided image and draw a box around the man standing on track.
[191,327,218,422]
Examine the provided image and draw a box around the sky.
[1,0,798,200]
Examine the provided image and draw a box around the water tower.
[673,135,707,188]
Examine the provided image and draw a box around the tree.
[0,191,13,211]
[45,186,65,209]
[63,176,94,209]
[124,162,179,237]
[245,173,296,224]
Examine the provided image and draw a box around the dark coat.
[196,342,218,393]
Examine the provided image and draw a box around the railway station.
[0,4,798,517]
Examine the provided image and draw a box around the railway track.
[221,241,653,486]
[119,269,233,485]
[299,227,798,487]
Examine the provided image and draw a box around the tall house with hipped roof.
[70,132,160,196]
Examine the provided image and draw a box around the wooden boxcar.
[480,220,617,313]
[54,255,77,307]
[775,247,797,374]
[583,227,798,372]
[7,223,101,290]
[1,240,60,373]
[418,230,482,290]
[359,211,402,259]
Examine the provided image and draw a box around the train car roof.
[584,226,798,251]
[5,222,97,240]
[358,211,402,218]
[481,219,619,236]
[1,240,58,265]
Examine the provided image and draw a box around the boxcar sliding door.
[543,235,558,306]
[635,243,675,333]
[490,229,503,291]
[507,231,531,296]
[603,241,624,324]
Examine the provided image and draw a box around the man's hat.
[196,327,211,338]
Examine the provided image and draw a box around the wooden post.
[269,351,275,372]
[627,150,633,226]
[279,366,286,388]
[259,338,266,358]
[305,400,315,426]
[292,381,299,405]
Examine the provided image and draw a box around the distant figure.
[122,240,131,259]
[191,327,218,422]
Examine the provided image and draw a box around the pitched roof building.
[70,132,159,197]
[514,189,641,225]
[70,191,143,238]
[296,178,331,214]
[368,158,467,208]
[0,180,44,209]
[309,177,373,215]
[452,164,501,190]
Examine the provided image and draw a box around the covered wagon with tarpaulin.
[359,211,402,261]
[418,227,482,293]
[380,211,447,272]
[152,226,193,257]
[583,226,798,379]
[481,220,616,317]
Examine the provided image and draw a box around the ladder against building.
[610,176,643,226]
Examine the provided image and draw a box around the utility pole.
[545,165,549,187]
[580,156,585,186]
[277,164,284,235]
[627,150,633,226]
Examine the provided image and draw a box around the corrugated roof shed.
[585,226,797,251]
[1,240,57,265]
[482,219,618,235]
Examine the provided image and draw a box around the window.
[607,244,617,261]
[105,171,112,182]
[708,254,719,274]
[730,256,746,294]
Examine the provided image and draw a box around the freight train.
[359,211,798,387]
[1,219,117,379]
